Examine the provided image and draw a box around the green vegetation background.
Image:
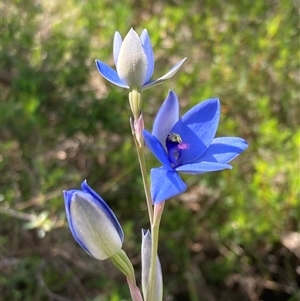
[1,0,299,300]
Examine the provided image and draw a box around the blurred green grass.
[1,0,299,300]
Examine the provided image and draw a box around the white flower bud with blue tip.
[96,28,187,91]
[116,29,148,88]
[63,180,124,260]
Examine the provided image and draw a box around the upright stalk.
[129,89,165,301]
[134,139,154,225]
[129,89,153,225]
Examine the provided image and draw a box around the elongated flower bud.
[63,180,124,260]
[141,229,163,301]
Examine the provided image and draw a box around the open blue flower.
[95,28,186,90]
[63,180,124,260]
[143,91,248,204]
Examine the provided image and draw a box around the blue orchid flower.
[95,28,186,90]
[143,91,248,204]
[63,180,124,260]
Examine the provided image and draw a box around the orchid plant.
[63,28,248,301]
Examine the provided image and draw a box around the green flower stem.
[129,90,154,225]
[129,89,164,301]
[129,90,142,121]
[146,202,165,301]
[110,249,136,285]
[134,140,154,225]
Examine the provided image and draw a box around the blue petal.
[81,180,124,242]
[151,167,187,204]
[140,29,154,83]
[95,59,129,88]
[63,189,76,231]
[181,98,220,144]
[199,137,248,164]
[142,58,187,90]
[172,98,220,164]
[63,190,93,256]
[152,90,179,147]
[176,161,232,174]
[143,130,172,169]
[113,31,123,66]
